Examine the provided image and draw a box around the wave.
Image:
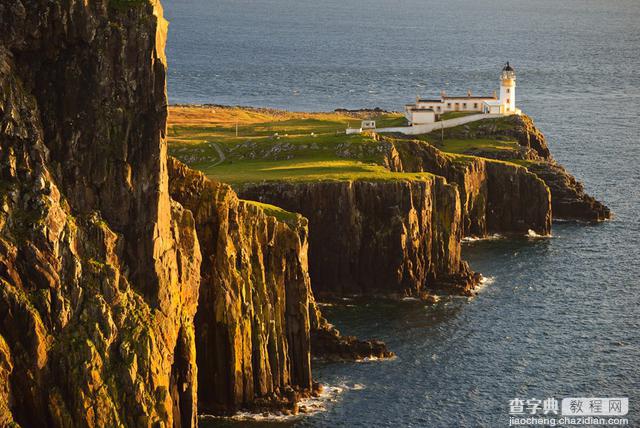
[480,276,495,285]
[198,384,350,423]
[462,233,503,243]
[356,354,398,363]
[526,229,552,238]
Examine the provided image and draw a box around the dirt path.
[209,142,225,167]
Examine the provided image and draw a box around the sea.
[162,0,640,426]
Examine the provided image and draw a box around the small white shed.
[361,120,376,129]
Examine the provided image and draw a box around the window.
[474,103,478,108]
[447,103,451,108]
[507,98,510,104]
[507,88,510,93]
[463,103,467,108]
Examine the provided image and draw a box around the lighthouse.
[500,62,516,113]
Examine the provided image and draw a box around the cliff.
[168,158,392,413]
[240,177,479,297]
[423,114,610,222]
[1,0,386,425]
[168,158,313,415]
[387,139,552,237]
[1,0,200,425]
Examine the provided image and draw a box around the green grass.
[242,201,301,223]
[193,158,433,186]
[374,116,408,128]
[168,106,417,184]
[167,106,528,187]
[439,111,477,121]
[430,138,520,154]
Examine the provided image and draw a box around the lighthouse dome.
[502,62,515,72]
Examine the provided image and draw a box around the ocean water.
[163,0,640,426]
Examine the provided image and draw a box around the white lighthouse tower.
[499,62,516,114]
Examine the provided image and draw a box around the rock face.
[240,178,479,297]
[526,162,611,221]
[425,114,610,222]
[168,158,313,414]
[168,158,392,413]
[2,0,382,425]
[388,139,552,237]
[0,0,201,426]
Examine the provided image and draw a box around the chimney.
[467,89,472,97]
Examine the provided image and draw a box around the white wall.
[499,78,516,113]
[409,110,436,124]
[376,113,504,135]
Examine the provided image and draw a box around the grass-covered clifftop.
[168,105,421,185]
[168,105,537,186]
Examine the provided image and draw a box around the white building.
[361,120,376,129]
[345,119,377,134]
[405,63,521,125]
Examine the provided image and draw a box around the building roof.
[417,98,442,103]
[443,96,496,100]
[408,107,435,112]
[484,100,501,106]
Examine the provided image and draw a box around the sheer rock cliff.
[240,177,480,297]
[1,0,200,425]
[387,139,552,237]
[0,0,382,425]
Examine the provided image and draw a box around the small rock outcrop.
[526,162,611,221]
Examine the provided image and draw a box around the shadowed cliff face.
[240,178,479,297]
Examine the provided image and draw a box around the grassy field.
[438,111,478,121]
[241,200,301,223]
[168,105,431,185]
[168,105,527,187]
